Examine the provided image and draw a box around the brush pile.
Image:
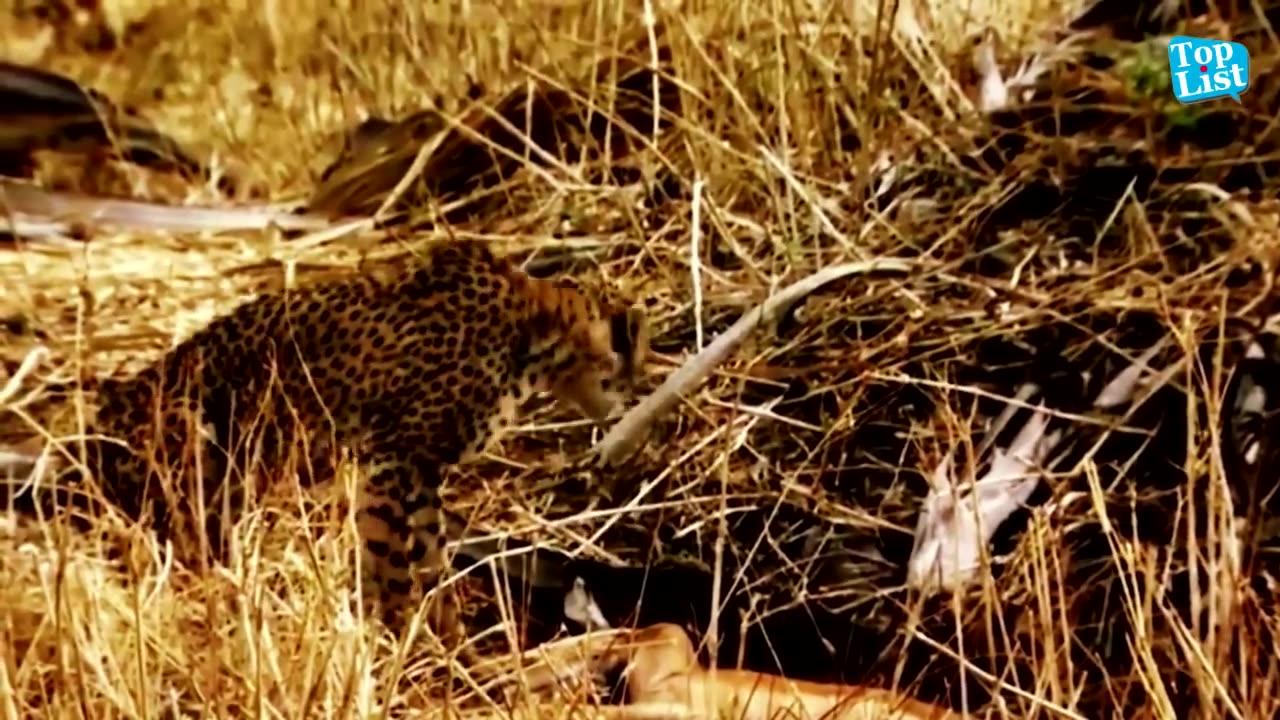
[1,0,1279,718]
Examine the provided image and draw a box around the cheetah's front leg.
[355,444,458,642]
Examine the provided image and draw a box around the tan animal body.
[517,623,967,720]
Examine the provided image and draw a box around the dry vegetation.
[2,0,1280,718]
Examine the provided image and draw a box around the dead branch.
[592,258,917,468]
[0,178,342,238]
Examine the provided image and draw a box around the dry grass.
[2,0,1280,718]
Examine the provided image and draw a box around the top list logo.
[1168,35,1251,104]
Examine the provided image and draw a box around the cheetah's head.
[523,280,649,423]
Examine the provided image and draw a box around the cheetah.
[15,239,648,628]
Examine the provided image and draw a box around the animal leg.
[356,443,461,646]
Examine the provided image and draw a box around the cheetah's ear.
[609,306,649,381]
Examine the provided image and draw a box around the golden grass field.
[2,0,1280,718]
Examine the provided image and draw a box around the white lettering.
[1212,42,1234,66]
[1174,70,1193,96]
[1230,64,1247,87]
[1170,41,1193,67]
[1193,45,1212,65]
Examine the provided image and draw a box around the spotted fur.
[49,240,647,626]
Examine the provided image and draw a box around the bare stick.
[0,177,343,237]
[593,257,916,467]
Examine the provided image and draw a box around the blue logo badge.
[1168,36,1250,104]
